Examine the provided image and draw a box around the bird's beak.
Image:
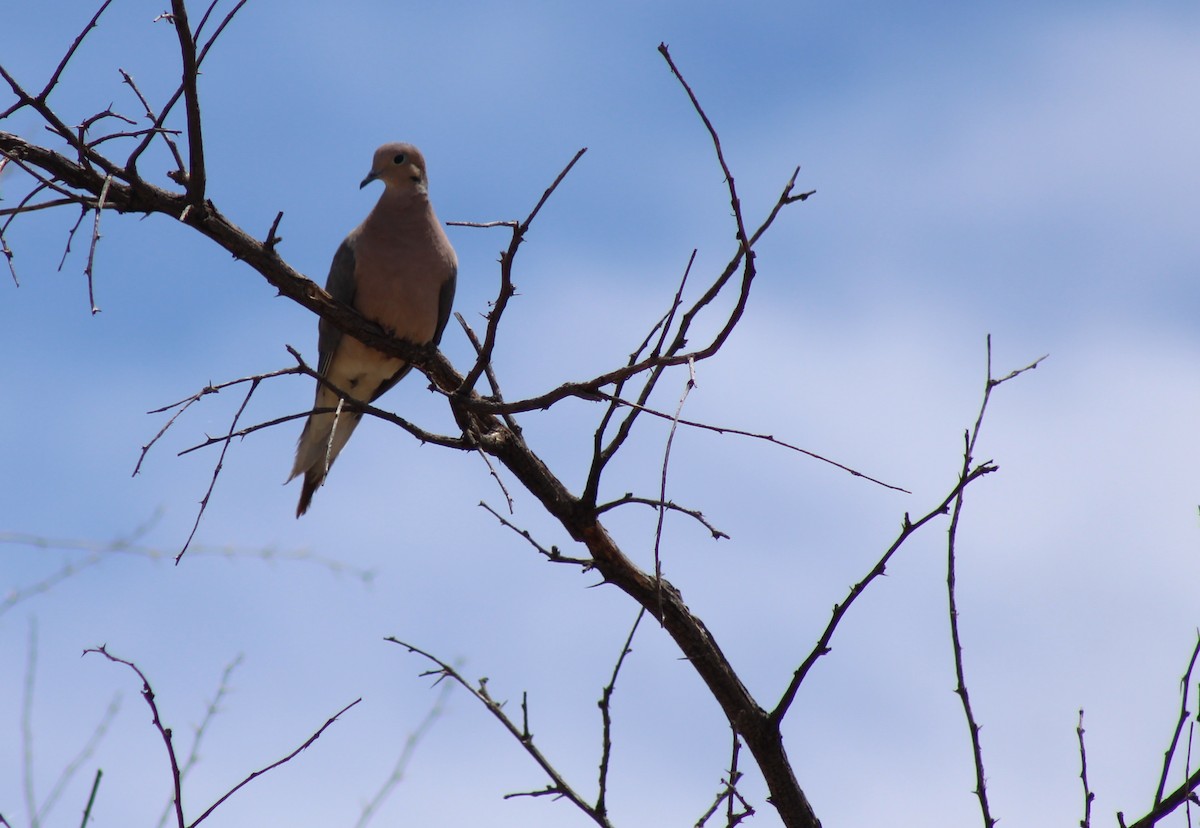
[359,170,379,189]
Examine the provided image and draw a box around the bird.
[288,142,457,517]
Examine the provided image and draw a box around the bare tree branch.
[387,638,614,828]
[596,608,645,819]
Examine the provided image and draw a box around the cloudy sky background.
[2,2,1199,826]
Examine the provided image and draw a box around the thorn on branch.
[264,211,284,252]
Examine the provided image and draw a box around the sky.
[2,2,1199,827]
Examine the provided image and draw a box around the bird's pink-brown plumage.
[288,143,457,516]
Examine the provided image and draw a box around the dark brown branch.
[166,0,205,204]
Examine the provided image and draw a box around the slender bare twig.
[58,203,89,271]
[596,495,728,540]
[353,679,454,828]
[1157,633,1200,807]
[118,69,186,176]
[594,390,907,493]
[770,461,995,726]
[475,448,515,513]
[83,647,186,828]
[947,338,1046,828]
[186,697,361,828]
[455,311,519,434]
[387,638,614,828]
[453,147,587,397]
[84,175,111,314]
[694,734,755,828]
[947,432,995,828]
[177,374,261,562]
[154,655,243,828]
[1077,709,1094,828]
[653,359,696,580]
[596,608,646,819]
[34,1,118,111]
[195,0,251,67]
[584,249,696,505]
[479,501,591,566]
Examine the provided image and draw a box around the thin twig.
[154,655,243,828]
[771,458,997,725]
[455,148,587,396]
[651,358,696,614]
[36,1,118,106]
[596,608,646,819]
[187,697,362,828]
[177,376,262,563]
[119,69,186,176]
[598,391,908,492]
[1157,633,1200,806]
[84,175,111,314]
[479,501,591,566]
[83,647,185,828]
[1077,709,1094,828]
[596,495,728,540]
[387,639,614,828]
[475,448,515,514]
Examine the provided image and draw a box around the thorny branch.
[387,638,615,828]
[945,337,1046,828]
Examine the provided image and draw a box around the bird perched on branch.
[288,142,457,516]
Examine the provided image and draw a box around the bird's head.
[360,142,429,194]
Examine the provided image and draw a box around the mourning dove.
[288,142,457,516]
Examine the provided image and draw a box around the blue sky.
[3,2,1199,827]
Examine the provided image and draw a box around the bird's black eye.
[392,153,406,165]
